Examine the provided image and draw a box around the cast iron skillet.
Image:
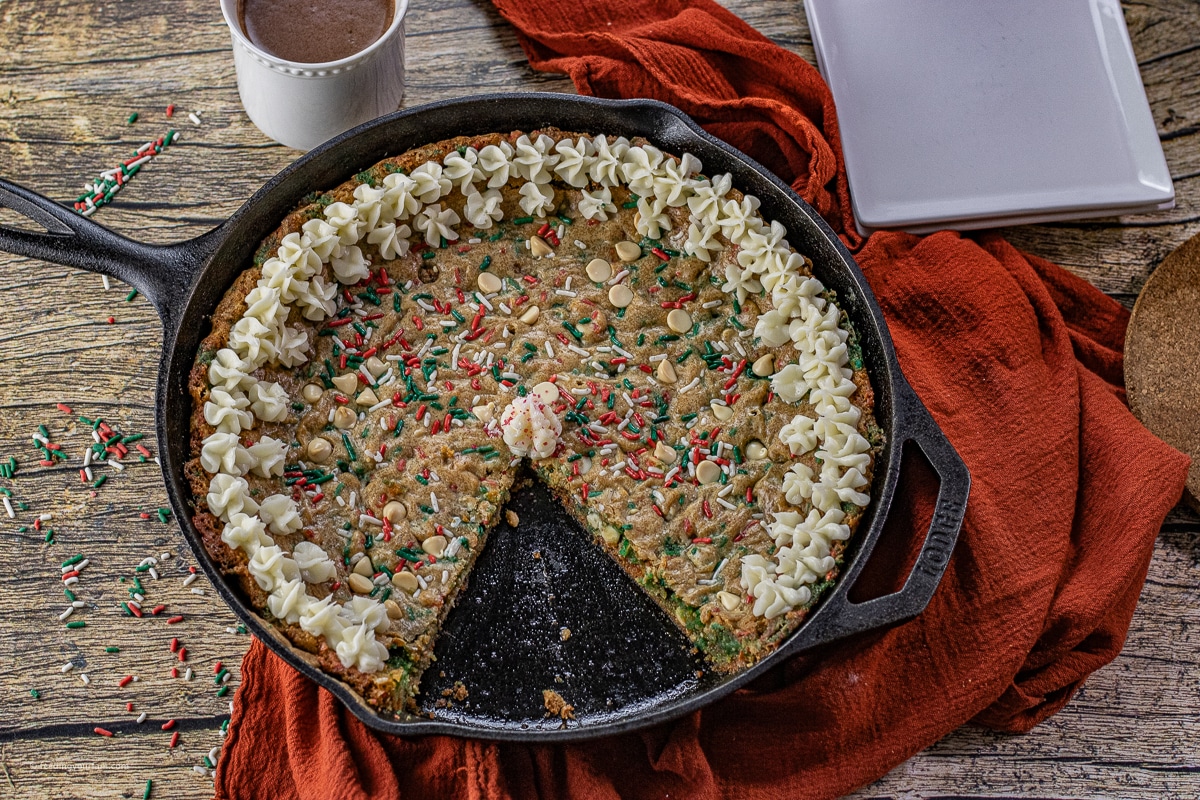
[0,93,969,741]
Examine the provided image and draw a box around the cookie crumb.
[505,509,519,527]
[543,689,574,720]
[559,627,571,641]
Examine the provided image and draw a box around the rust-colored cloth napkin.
[215,1,1191,797]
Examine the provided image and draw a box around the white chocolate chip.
[585,258,612,282]
[696,460,721,485]
[614,241,641,262]
[422,535,448,557]
[306,437,333,463]
[301,383,324,404]
[745,440,767,460]
[384,599,403,619]
[752,354,775,377]
[710,401,733,421]
[531,381,560,404]
[391,571,418,592]
[352,556,374,577]
[666,308,693,333]
[332,406,357,429]
[366,356,388,377]
[529,236,553,258]
[656,359,678,384]
[608,284,634,308]
[654,440,677,464]
[717,591,742,611]
[519,305,540,324]
[332,373,358,395]
[356,387,378,407]
[477,272,503,294]
[383,501,407,523]
[347,573,373,594]
[472,403,496,424]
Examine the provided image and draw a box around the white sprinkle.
[193,766,207,776]
[83,448,92,467]
[564,276,573,291]
[31,433,49,445]
[574,239,587,250]
[183,573,198,587]
[545,342,555,358]
[648,353,667,362]
[498,302,511,315]
[475,293,494,311]
[555,289,577,298]
[718,483,734,497]
[739,329,753,338]
[58,607,73,621]
[368,398,392,413]
[107,459,125,471]
[185,667,194,681]
[608,270,629,285]
[84,466,94,481]
[61,662,74,673]
[72,600,85,608]
[136,711,148,723]
[614,345,634,359]
[469,238,481,244]
[188,112,202,125]
[80,673,90,686]
[702,299,722,308]
[63,576,78,586]
[558,224,566,240]
[327,408,336,423]
[2,497,12,518]
[359,514,383,527]
[430,492,439,513]
[567,344,589,358]
[680,377,701,393]
[716,497,737,510]
[191,587,205,596]
[148,567,159,580]
[139,556,158,567]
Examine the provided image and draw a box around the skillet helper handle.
[793,382,971,648]
[0,177,216,327]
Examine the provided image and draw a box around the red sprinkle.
[56,403,73,414]
[170,731,180,748]
[178,647,188,662]
[118,675,134,688]
[94,727,114,737]
[162,719,176,731]
[169,637,179,653]
[166,615,184,624]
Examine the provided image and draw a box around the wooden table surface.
[1,0,1198,797]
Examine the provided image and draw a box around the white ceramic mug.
[219,0,409,151]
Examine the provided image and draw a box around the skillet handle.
[0,177,221,328]
[787,380,971,650]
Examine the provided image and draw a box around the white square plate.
[804,0,1174,235]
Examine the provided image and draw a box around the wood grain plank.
[0,0,1197,797]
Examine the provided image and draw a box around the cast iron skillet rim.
[160,93,946,741]
[0,92,967,742]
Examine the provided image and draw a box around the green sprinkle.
[106,646,120,653]
[215,668,229,685]
[126,112,138,125]
[61,554,84,568]
[421,251,436,260]
[480,255,492,271]
[512,216,534,225]
[65,589,77,601]
[216,685,230,698]
[562,322,583,341]
[65,620,86,629]
[341,433,357,461]
[30,689,40,699]
[125,289,138,302]
[143,778,153,800]
[92,475,107,489]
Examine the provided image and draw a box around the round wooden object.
[1126,233,1200,512]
